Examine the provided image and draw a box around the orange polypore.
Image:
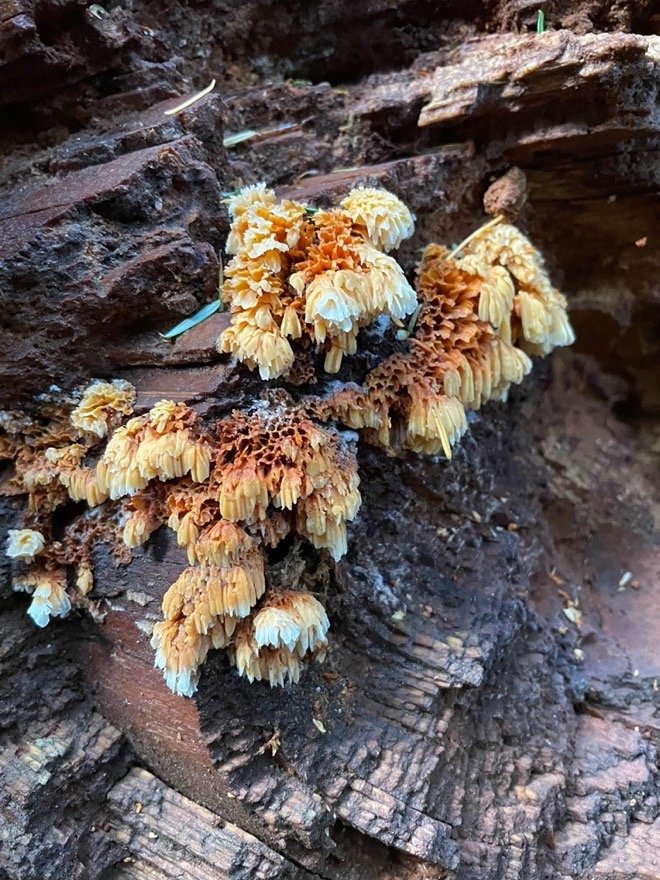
[3,200,574,698]
[219,184,417,380]
[313,221,573,458]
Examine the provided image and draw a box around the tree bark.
[0,2,658,879]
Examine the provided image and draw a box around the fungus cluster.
[2,381,135,627]
[218,184,416,379]
[3,388,358,696]
[312,220,574,457]
[138,405,360,695]
[97,399,212,499]
[3,186,575,698]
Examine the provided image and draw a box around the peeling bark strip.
[0,0,659,879]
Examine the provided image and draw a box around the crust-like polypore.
[312,222,574,458]
[144,406,359,694]
[3,389,357,696]
[3,204,574,698]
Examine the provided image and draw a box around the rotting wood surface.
[0,2,658,879]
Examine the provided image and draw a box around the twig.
[449,214,504,258]
[164,80,216,116]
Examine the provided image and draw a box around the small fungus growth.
[2,381,135,626]
[218,184,417,379]
[6,527,46,562]
[3,187,575,697]
[70,379,136,438]
[311,220,574,458]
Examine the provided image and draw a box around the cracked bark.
[0,2,658,879]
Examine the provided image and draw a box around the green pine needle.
[160,300,221,340]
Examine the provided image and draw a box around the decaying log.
[0,0,151,107]
[0,2,658,879]
[104,768,302,879]
[0,605,132,880]
[0,111,227,401]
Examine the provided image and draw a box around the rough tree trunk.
[0,2,658,879]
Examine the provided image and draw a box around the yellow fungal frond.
[151,545,266,696]
[5,528,45,562]
[46,444,109,507]
[225,184,307,268]
[162,553,266,628]
[151,616,212,697]
[220,321,295,380]
[304,269,367,336]
[460,222,575,354]
[231,621,303,687]
[253,605,302,652]
[356,243,417,321]
[315,221,573,459]
[70,379,136,438]
[462,223,549,290]
[340,185,415,252]
[97,401,211,499]
[121,487,168,548]
[76,561,94,596]
[406,390,468,458]
[253,591,330,656]
[13,568,71,628]
[73,403,359,697]
[226,182,276,219]
[190,520,255,566]
[221,255,284,311]
[230,591,329,687]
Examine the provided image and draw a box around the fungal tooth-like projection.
[209,406,362,560]
[340,186,416,252]
[13,567,71,628]
[151,615,213,699]
[252,590,330,656]
[458,223,576,355]
[314,220,574,458]
[218,184,417,380]
[231,591,329,687]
